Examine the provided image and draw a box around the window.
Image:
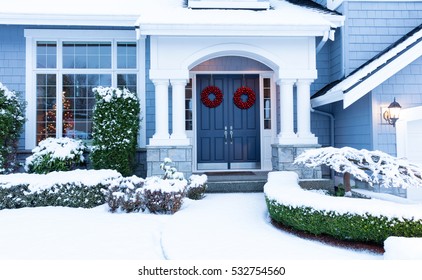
[29,32,138,145]
[185,79,193,130]
[263,78,271,129]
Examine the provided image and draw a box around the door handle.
[224,126,228,144]
[230,126,233,144]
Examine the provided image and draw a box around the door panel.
[197,74,260,170]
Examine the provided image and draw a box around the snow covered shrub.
[143,177,186,214]
[25,137,86,174]
[104,176,145,213]
[266,200,422,244]
[90,87,140,176]
[160,158,184,180]
[264,171,422,244]
[186,174,208,200]
[0,169,121,210]
[0,83,25,174]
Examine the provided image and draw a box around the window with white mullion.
[31,34,137,144]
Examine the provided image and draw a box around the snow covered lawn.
[0,193,381,260]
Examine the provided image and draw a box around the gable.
[312,24,422,109]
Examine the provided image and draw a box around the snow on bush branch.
[294,147,422,188]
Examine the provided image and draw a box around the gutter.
[316,29,336,53]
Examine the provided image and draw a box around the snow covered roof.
[0,0,344,36]
[312,24,422,109]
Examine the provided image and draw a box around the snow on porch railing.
[188,0,270,10]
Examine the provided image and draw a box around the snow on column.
[277,79,297,144]
[296,79,317,144]
[150,79,170,145]
[170,79,190,145]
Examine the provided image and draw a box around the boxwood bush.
[266,199,422,244]
[0,83,25,174]
[264,171,422,245]
[0,170,121,210]
[104,176,145,213]
[25,137,86,174]
[90,87,140,176]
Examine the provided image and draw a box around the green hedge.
[0,183,106,209]
[0,170,121,210]
[266,198,422,244]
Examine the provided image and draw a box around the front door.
[197,74,261,170]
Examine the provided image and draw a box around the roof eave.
[137,23,332,37]
[0,13,138,27]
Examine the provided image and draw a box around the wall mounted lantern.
[383,97,402,127]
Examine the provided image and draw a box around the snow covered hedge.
[0,170,121,210]
[90,87,140,176]
[265,172,422,244]
[0,83,25,174]
[25,137,86,174]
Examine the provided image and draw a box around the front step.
[206,179,333,193]
[206,180,266,193]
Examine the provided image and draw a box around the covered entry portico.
[136,2,344,178]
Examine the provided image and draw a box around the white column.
[277,79,297,144]
[150,79,170,145]
[296,79,318,144]
[170,79,190,145]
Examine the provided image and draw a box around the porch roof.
[0,0,344,36]
[311,24,422,109]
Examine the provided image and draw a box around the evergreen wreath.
[201,86,223,108]
[233,86,256,109]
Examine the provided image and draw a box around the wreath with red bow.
[201,86,223,108]
[233,86,256,109]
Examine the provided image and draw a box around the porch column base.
[146,145,193,179]
[271,144,322,179]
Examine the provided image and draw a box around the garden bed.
[265,171,422,245]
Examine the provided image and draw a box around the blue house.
[0,0,421,181]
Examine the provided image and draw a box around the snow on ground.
[0,205,168,260]
[0,193,381,260]
[163,193,380,260]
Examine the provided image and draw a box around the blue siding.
[344,1,422,75]
[332,94,372,150]
[0,25,26,149]
[341,1,422,155]
[371,56,422,156]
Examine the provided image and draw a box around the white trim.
[139,24,332,37]
[188,0,270,10]
[0,13,138,27]
[344,40,422,109]
[312,32,422,108]
[396,106,422,160]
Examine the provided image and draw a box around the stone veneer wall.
[271,144,322,179]
[146,146,193,178]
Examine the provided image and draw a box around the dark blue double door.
[197,74,261,170]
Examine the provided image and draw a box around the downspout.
[316,30,329,54]
[311,108,336,180]
[316,29,336,54]
[311,108,335,147]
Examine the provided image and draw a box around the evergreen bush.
[0,83,25,174]
[90,87,140,176]
[0,170,121,209]
[25,137,86,174]
[266,198,422,244]
[104,176,145,213]
[186,174,208,200]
